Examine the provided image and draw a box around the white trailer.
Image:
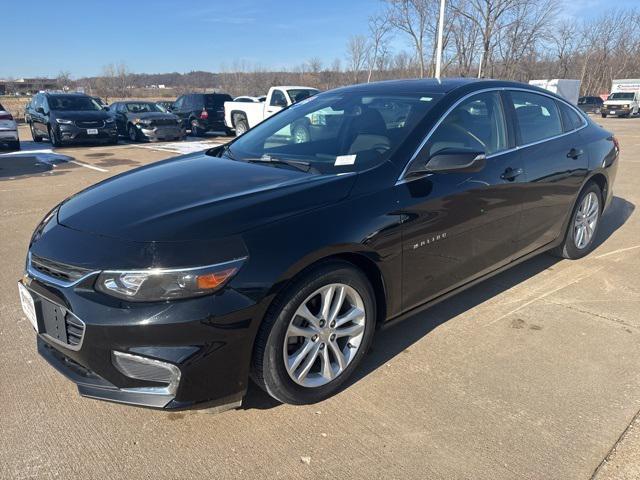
[528,79,581,105]
[601,79,640,118]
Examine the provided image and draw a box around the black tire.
[30,122,43,142]
[10,140,20,151]
[601,113,607,118]
[251,261,376,405]
[292,123,311,144]
[48,126,61,147]
[234,117,248,137]
[127,124,140,142]
[190,119,204,137]
[551,182,603,260]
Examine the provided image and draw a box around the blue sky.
[1,0,636,79]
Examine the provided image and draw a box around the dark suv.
[171,93,233,136]
[26,92,118,146]
[577,96,603,114]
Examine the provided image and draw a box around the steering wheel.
[449,123,487,150]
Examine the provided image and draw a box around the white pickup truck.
[224,86,319,136]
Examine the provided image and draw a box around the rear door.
[203,94,230,126]
[400,90,526,309]
[508,90,589,256]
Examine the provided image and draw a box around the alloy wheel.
[573,191,599,249]
[283,283,366,388]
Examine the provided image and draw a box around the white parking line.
[68,160,108,172]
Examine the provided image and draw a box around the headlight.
[624,104,630,108]
[133,118,152,126]
[105,117,115,123]
[55,118,73,124]
[95,258,246,302]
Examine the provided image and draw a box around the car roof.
[330,78,542,95]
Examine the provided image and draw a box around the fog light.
[112,351,181,395]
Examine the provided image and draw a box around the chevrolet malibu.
[18,79,618,410]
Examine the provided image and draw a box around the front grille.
[75,120,105,128]
[30,253,92,284]
[151,119,179,127]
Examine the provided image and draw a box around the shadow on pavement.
[241,196,634,410]
[0,143,75,179]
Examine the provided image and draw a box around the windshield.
[224,91,443,174]
[48,95,102,111]
[287,89,319,104]
[608,92,635,100]
[126,102,162,113]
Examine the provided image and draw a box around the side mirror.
[36,107,45,114]
[426,148,486,173]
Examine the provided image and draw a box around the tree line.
[72,2,640,99]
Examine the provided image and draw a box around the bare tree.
[366,15,392,82]
[384,0,431,77]
[346,35,370,83]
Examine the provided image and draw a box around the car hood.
[51,110,110,120]
[58,153,356,242]
[129,112,178,121]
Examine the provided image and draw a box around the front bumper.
[603,106,632,116]
[138,125,185,141]
[57,123,118,144]
[19,259,257,409]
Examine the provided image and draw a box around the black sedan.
[19,79,618,410]
[109,101,185,142]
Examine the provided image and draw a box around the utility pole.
[434,0,446,79]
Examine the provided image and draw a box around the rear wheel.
[234,117,248,136]
[9,140,20,151]
[252,261,376,404]
[292,124,311,144]
[552,182,602,259]
[601,113,607,118]
[190,119,204,137]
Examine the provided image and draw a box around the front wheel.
[552,182,602,259]
[252,261,376,405]
[30,122,43,142]
[601,113,607,118]
[292,124,311,144]
[48,126,61,147]
[127,124,140,142]
[190,119,204,137]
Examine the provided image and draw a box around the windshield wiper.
[243,155,312,173]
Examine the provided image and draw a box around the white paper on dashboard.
[334,154,356,166]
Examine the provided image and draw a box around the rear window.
[558,102,585,132]
[510,91,563,145]
[204,94,233,108]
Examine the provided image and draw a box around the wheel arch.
[264,249,389,330]
[230,110,248,127]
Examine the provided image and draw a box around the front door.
[399,90,526,311]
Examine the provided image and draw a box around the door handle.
[501,167,523,181]
[567,148,584,159]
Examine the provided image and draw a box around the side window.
[510,91,563,145]
[270,90,287,107]
[426,91,507,157]
[34,95,42,110]
[173,97,184,110]
[558,101,585,132]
